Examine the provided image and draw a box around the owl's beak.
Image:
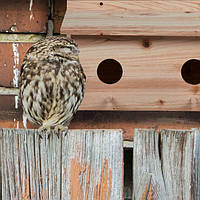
[74,48,80,56]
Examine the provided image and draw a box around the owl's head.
[50,37,80,60]
[25,36,80,61]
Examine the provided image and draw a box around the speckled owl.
[19,36,86,134]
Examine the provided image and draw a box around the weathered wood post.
[133,128,200,200]
[0,128,123,200]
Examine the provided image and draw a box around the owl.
[19,36,86,134]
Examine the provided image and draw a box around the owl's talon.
[48,133,51,139]
[65,129,68,136]
[56,132,60,138]
[39,125,67,139]
[39,134,43,139]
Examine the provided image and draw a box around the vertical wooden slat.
[133,129,167,200]
[161,129,193,200]
[40,134,49,199]
[133,128,198,200]
[13,132,21,200]
[61,129,123,200]
[6,131,16,199]
[34,132,41,200]
[0,129,1,200]
[19,131,27,199]
[0,128,123,200]
[26,130,41,200]
[193,129,200,199]
[1,131,6,199]
[47,134,62,199]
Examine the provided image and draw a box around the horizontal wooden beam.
[61,0,200,36]
[0,33,44,43]
[1,110,200,141]
[0,87,18,95]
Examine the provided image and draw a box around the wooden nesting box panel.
[61,0,200,111]
[73,36,200,111]
[62,0,200,36]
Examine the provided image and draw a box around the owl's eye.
[55,45,79,55]
[64,46,73,50]
[71,46,80,55]
[58,46,72,54]
[67,45,80,55]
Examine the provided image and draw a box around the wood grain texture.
[61,0,200,36]
[161,129,194,200]
[133,129,167,199]
[0,129,123,200]
[133,128,200,199]
[74,36,200,111]
[192,129,200,199]
[134,172,151,200]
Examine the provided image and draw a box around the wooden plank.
[61,0,200,36]
[133,129,167,199]
[2,110,200,141]
[160,129,193,200]
[133,128,198,199]
[0,129,123,200]
[73,36,200,111]
[69,111,200,141]
[192,129,200,199]
[61,129,123,199]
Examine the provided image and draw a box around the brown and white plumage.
[19,36,86,133]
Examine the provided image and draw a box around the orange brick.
[0,0,48,33]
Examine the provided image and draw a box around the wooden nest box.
[61,1,200,111]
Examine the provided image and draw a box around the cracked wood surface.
[133,128,200,200]
[0,129,123,200]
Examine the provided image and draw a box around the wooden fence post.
[133,128,200,200]
[192,129,200,199]
[0,128,123,200]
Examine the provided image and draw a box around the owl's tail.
[0,86,19,95]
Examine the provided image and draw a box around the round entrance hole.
[181,59,200,85]
[97,59,123,84]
